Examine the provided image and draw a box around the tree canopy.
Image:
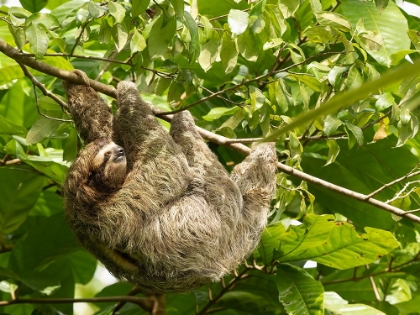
[1,0,420,314]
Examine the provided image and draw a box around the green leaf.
[277,214,399,269]
[88,1,107,18]
[9,213,80,273]
[26,22,48,59]
[130,28,146,54]
[323,115,343,136]
[289,73,323,92]
[341,0,410,66]
[237,29,259,61]
[276,263,324,315]
[148,15,177,58]
[108,1,125,24]
[325,292,387,314]
[67,251,97,285]
[26,13,60,29]
[131,0,149,17]
[8,24,26,49]
[26,111,64,145]
[375,92,394,111]
[374,0,389,12]
[183,12,200,63]
[259,222,287,264]
[200,15,214,41]
[19,0,47,12]
[218,108,245,131]
[170,0,184,17]
[220,31,238,73]
[15,141,69,184]
[228,9,249,36]
[112,22,128,52]
[316,12,352,31]
[279,0,301,17]
[344,121,364,148]
[198,32,220,71]
[249,86,265,112]
[408,29,420,50]
[326,139,340,165]
[99,18,112,44]
[0,168,44,234]
[0,115,28,135]
[202,107,238,121]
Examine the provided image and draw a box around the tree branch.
[0,38,116,98]
[0,296,155,313]
[0,38,419,223]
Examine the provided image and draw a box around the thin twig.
[367,165,420,199]
[196,268,249,315]
[159,51,344,115]
[19,64,72,119]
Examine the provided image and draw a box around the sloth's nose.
[115,146,125,156]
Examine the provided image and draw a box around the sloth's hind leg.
[114,82,191,201]
[114,82,182,165]
[230,143,277,196]
[230,143,277,216]
[115,82,167,147]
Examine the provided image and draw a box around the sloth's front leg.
[63,71,114,144]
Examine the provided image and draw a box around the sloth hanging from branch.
[63,73,277,294]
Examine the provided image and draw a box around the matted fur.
[63,80,277,293]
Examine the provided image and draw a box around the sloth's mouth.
[113,155,126,163]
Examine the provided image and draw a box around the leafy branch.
[0,38,419,224]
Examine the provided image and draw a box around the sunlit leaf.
[277,214,399,269]
[228,9,249,36]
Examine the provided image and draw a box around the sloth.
[63,78,277,293]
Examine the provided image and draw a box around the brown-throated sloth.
[63,79,277,294]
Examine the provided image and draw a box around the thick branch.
[0,38,419,224]
[0,38,116,98]
[0,296,155,312]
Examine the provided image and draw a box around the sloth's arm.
[63,81,114,144]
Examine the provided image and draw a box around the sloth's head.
[87,139,127,190]
[64,138,127,210]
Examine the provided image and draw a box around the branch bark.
[0,296,155,312]
[0,38,419,224]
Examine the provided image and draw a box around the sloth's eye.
[104,152,111,159]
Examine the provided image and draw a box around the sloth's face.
[91,141,127,190]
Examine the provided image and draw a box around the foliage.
[1,0,420,314]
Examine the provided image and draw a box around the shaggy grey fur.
[63,80,277,293]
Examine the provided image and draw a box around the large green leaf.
[183,11,200,63]
[302,132,419,228]
[0,168,44,234]
[277,214,399,269]
[341,0,410,66]
[276,263,324,315]
[15,141,69,184]
[0,115,27,135]
[8,213,80,273]
[325,292,387,315]
[148,15,176,58]
[26,111,65,145]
